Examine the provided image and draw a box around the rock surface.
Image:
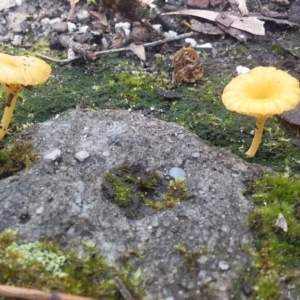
[0,109,264,299]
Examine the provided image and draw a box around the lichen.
[0,230,144,299]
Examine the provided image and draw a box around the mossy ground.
[0,230,144,299]
[1,28,300,298]
[1,38,299,173]
[238,173,300,299]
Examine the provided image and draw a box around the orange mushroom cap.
[0,53,51,86]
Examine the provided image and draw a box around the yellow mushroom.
[0,53,51,141]
[222,66,300,157]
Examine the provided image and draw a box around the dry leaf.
[230,0,249,16]
[129,43,146,61]
[89,11,108,27]
[191,19,224,35]
[275,213,288,232]
[162,10,265,36]
[68,0,80,20]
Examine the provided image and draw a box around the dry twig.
[37,32,198,65]
[0,285,96,300]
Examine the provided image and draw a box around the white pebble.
[67,22,76,33]
[163,30,178,38]
[196,43,212,49]
[218,261,230,271]
[102,151,110,157]
[236,65,250,75]
[101,37,109,49]
[192,152,200,158]
[75,150,90,162]
[169,167,186,180]
[152,24,162,33]
[43,149,62,161]
[185,38,197,47]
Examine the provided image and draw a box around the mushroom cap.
[0,53,51,86]
[222,66,300,118]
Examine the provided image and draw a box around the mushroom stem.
[0,84,22,141]
[246,115,268,157]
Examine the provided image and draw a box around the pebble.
[43,149,62,161]
[169,167,186,180]
[76,9,90,22]
[102,150,110,157]
[75,150,90,162]
[11,34,23,46]
[192,152,200,158]
[36,206,44,214]
[218,260,230,271]
[67,22,76,33]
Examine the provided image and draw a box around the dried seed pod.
[172,46,204,84]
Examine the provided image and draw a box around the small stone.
[197,255,208,264]
[51,21,68,32]
[75,150,90,162]
[36,207,44,214]
[40,17,50,26]
[242,282,252,296]
[11,34,23,46]
[49,17,62,25]
[102,150,110,157]
[169,167,186,180]
[192,152,200,158]
[185,38,197,47]
[43,149,62,161]
[67,22,76,33]
[218,260,230,271]
[77,9,90,22]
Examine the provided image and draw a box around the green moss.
[246,173,300,299]
[0,230,144,299]
[103,164,191,217]
[0,141,40,179]
[105,173,132,207]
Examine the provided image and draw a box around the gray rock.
[51,21,68,33]
[11,34,23,45]
[75,150,90,162]
[43,149,61,161]
[0,109,264,300]
[76,9,90,22]
[218,260,230,271]
[169,167,186,180]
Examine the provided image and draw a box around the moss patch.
[102,163,190,219]
[0,230,144,299]
[244,173,300,299]
[0,141,39,179]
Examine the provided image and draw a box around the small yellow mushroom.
[222,66,300,157]
[0,53,51,141]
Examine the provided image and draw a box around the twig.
[0,285,96,300]
[93,32,199,57]
[36,53,81,66]
[114,277,135,300]
[37,32,198,65]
